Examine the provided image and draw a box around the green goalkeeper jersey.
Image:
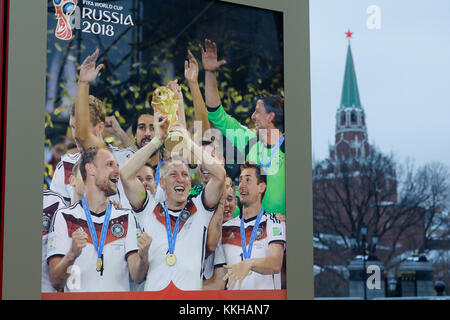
[207,105,285,216]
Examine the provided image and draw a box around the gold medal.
[96,257,103,272]
[166,253,176,266]
[248,270,252,276]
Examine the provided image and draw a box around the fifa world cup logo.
[53,0,78,40]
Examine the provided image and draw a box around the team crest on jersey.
[180,210,191,222]
[43,216,52,233]
[111,223,124,238]
[255,227,264,240]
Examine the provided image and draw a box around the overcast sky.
[309,0,450,169]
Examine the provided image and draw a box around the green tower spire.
[340,38,362,110]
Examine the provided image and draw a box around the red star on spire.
[346,30,353,39]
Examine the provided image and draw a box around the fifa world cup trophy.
[151,86,184,152]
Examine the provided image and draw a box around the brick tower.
[330,32,370,161]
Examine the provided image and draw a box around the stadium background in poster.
[1,0,312,300]
[43,0,285,186]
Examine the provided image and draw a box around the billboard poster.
[42,0,287,299]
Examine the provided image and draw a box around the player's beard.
[96,176,118,197]
[238,189,257,209]
[137,137,160,161]
[138,136,152,149]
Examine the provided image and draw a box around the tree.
[418,162,450,248]
[312,152,450,296]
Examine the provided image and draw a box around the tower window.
[340,112,345,126]
[351,112,357,124]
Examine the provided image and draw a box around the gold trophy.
[151,86,183,152]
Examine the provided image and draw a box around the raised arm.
[185,49,210,139]
[199,39,226,109]
[206,187,225,255]
[104,115,136,149]
[75,48,105,150]
[171,123,226,208]
[199,40,255,154]
[120,113,169,210]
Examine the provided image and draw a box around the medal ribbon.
[260,135,285,171]
[154,158,163,196]
[240,207,265,259]
[81,195,112,261]
[163,201,188,255]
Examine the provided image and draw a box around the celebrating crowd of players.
[42,39,286,293]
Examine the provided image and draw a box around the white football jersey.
[42,189,68,293]
[50,146,135,208]
[222,212,286,290]
[134,192,215,291]
[50,152,80,203]
[153,184,166,203]
[47,201,139,292]
[202,239,226,280]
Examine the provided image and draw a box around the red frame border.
[42,281,287,300]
